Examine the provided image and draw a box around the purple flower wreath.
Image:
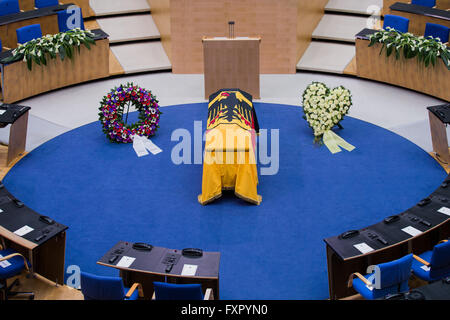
[98,83,161,143]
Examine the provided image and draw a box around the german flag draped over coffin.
[198,89,262,205]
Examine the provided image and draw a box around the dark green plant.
[368,27,450,70]
[2,28,96,70]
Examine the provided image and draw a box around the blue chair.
[0,247,34,300]
[57,7,85,32]
[153,282,213,300]
[383,15,410,33]
[412,240,450,282]
[0,0,20,17]
[80,272,143,300]
[34,0,59,8]
[411,0,436,7]
[16,24,42,45]
[348,254,413,300]
[424,23,449,43]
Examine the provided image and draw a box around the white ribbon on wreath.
[131,134,162,157]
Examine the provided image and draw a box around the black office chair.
[0,240,34,300]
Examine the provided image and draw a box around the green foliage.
[3,28,96,71]
[368,27,450,70]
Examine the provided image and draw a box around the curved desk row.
[383,0,450,16]
[389,2,450,37]
[0,182,67,285]
[98,241,221,300]
[0,4,72,49]
[0,29,109,104]
[18,1,93,18]
[324,174,450,299]
[355,28,450,102]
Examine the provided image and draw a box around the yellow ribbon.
[322,130,355,154]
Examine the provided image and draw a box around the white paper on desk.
[438,207,450,216]
[0,254,11,268]
[402,226,422,237]
[116,256,136,268]
[13,225,34,237]
[353,242,374,254]
[132,136,149,157]
[0,110,5,115]
[0,209,4,214]
[181,264,198,276]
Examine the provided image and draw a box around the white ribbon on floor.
[131,135,162,157]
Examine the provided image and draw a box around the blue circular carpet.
[3,102,446,299]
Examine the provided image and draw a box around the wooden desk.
[388,2,450,37]
[98,241,221,300]
[355,29,450,102]
[0,29,109,104]
[0,104,30,166]
[383,0,450,16]
[324,177,450,299]
[428,104,450,164]
[203,37,260,99]
[0,4,72,49]
[0,185,68,286]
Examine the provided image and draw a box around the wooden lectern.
[202,37,261,99]
[428,105,450,167]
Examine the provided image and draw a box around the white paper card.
[0,209,3,214]
[421,265,431,272]
[402,226,422,237]
[132,137,149,157]
[14,225,34,236]
[0,254,11,268]
[116,256,135,268]
[181,264,198,276]
[353,242,374,254]
[438,207,450,216]
[0,110,5,115]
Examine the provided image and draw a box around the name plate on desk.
[116,256,136,268]
[438,207,450,216]
[353,242,374,254]
[14,225,34,236]
[401,226,422,237]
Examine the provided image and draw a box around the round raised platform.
[3,102,446,299]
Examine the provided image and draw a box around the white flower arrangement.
[368,27,450,70]
[4,28,96,70]
[301,82,352,142]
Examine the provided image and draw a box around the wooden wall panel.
[170,0,299,74]
[355,39,450,102]
[147,0,171,60]
[1,39,109,103]
[297,0,328,63]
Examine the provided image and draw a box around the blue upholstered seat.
[424,23,450,43]
[411,0,436,7]
[412,241,450,282]
[80,271,140,300]
[0,0,20,16]
[0,248,31,280]
[57,7,85,32]
[34,0,59,8]
[153,282,204,300]
[16,24,42,44]
[349,254,413,300]
[383,15,410,33]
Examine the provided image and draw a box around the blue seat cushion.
[124,287,139,300]
[412,250,450,281]
[352,273,409,300]
[0,248,30,280]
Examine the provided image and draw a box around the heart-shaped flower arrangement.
[301,82,352,143]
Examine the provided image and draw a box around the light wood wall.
[297,0,328,63]
[147,0,171,60]
[163,0,326,74]
[382,0,450,16]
